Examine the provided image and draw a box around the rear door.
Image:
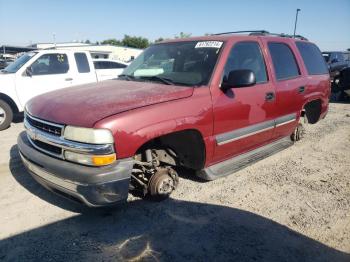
[262,40,304,139]
[211,40,277,163]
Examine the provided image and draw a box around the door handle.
[265,92,275,101]
[298,86,305,93]
[65,78,73,81]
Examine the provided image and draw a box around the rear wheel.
[291,117,306,142]
[0,100,13,131]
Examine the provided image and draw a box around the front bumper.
[18,131,133,207]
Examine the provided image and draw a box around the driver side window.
[223,42,268,85]
[31,54,69,75]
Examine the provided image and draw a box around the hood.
[26,79,194,127]
[0,71,15,82]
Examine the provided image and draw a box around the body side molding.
[198,136,293,180]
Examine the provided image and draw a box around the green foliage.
[100,32,194,49]
[85,39,91,44]
[174,32,192,39]
[100,36,149,49]
[154,37,165,43]
[101,38,122,46]
[121,35,149,49]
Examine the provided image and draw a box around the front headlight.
[63,126,114,144]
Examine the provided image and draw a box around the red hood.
[26,80,194,127]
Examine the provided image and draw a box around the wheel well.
[303,99,322,124]
[0,93,19,114]
[136,129,206,170]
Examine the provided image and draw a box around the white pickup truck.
[0,49,124,130]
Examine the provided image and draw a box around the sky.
[0,0,349,51]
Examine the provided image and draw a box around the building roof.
[0,45,37,54]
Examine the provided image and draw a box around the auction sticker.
[195,41,223,49]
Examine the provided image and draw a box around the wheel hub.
[158,177,175,194]
[0,107,6,125]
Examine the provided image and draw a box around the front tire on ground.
[0,100,13,131]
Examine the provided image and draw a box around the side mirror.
[25,66,33,77]
[221,69,256,91]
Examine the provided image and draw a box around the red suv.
[18,31,330,207]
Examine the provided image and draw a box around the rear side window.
[109,62,127,69]
[223,41,268,84]
[268,42,300,80]
[75,53,90,73]
[296,42,328,75]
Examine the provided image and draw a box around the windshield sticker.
[195,41,223,49]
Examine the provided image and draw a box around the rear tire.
[291,118,305,142]
[0,100,13,131]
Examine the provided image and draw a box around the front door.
[16,53,73,108]
[211,40,277,163]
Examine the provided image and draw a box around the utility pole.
[53,33,56,49]
[293,8,301,37]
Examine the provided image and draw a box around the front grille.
[26,114,63,136]
[31,139,62,155]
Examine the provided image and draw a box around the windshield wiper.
[138,76,175,85]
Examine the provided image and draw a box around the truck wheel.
[291,121,305,142]
[148,167,179,200]
[0,100,13,131]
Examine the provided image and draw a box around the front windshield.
[3,52,38,73]
[122,41,224,86]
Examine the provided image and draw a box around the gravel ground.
[0,103,349,261]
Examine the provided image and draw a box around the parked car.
[322,51,350,100]
[0,50,122,130]
[0,59,14,69]
[18,31,330,207]
[93,59,128,81]
[322,51,350,79]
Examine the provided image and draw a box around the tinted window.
[268,43,300,80]
[223,42,268,84]
[31,53,69,75]
[75,53,90,73]
[296,42,328,75]
[93,61,102,69]
[344,53,350,61]
[109,62,127,69]
[94,61,112,69]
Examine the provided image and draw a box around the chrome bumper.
[18,132,133,207]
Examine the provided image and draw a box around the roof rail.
[213,30,270,36]
[213,30,308,41]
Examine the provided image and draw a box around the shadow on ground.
[5,147,350,262]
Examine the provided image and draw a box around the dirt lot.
[0,103,349,261]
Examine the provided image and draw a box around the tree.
[347,48,350,51]
[101,38,122,46]
[121,35,149,49]
[85,39,91,44]
[154,37,165,43]
[174,32,192,39]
